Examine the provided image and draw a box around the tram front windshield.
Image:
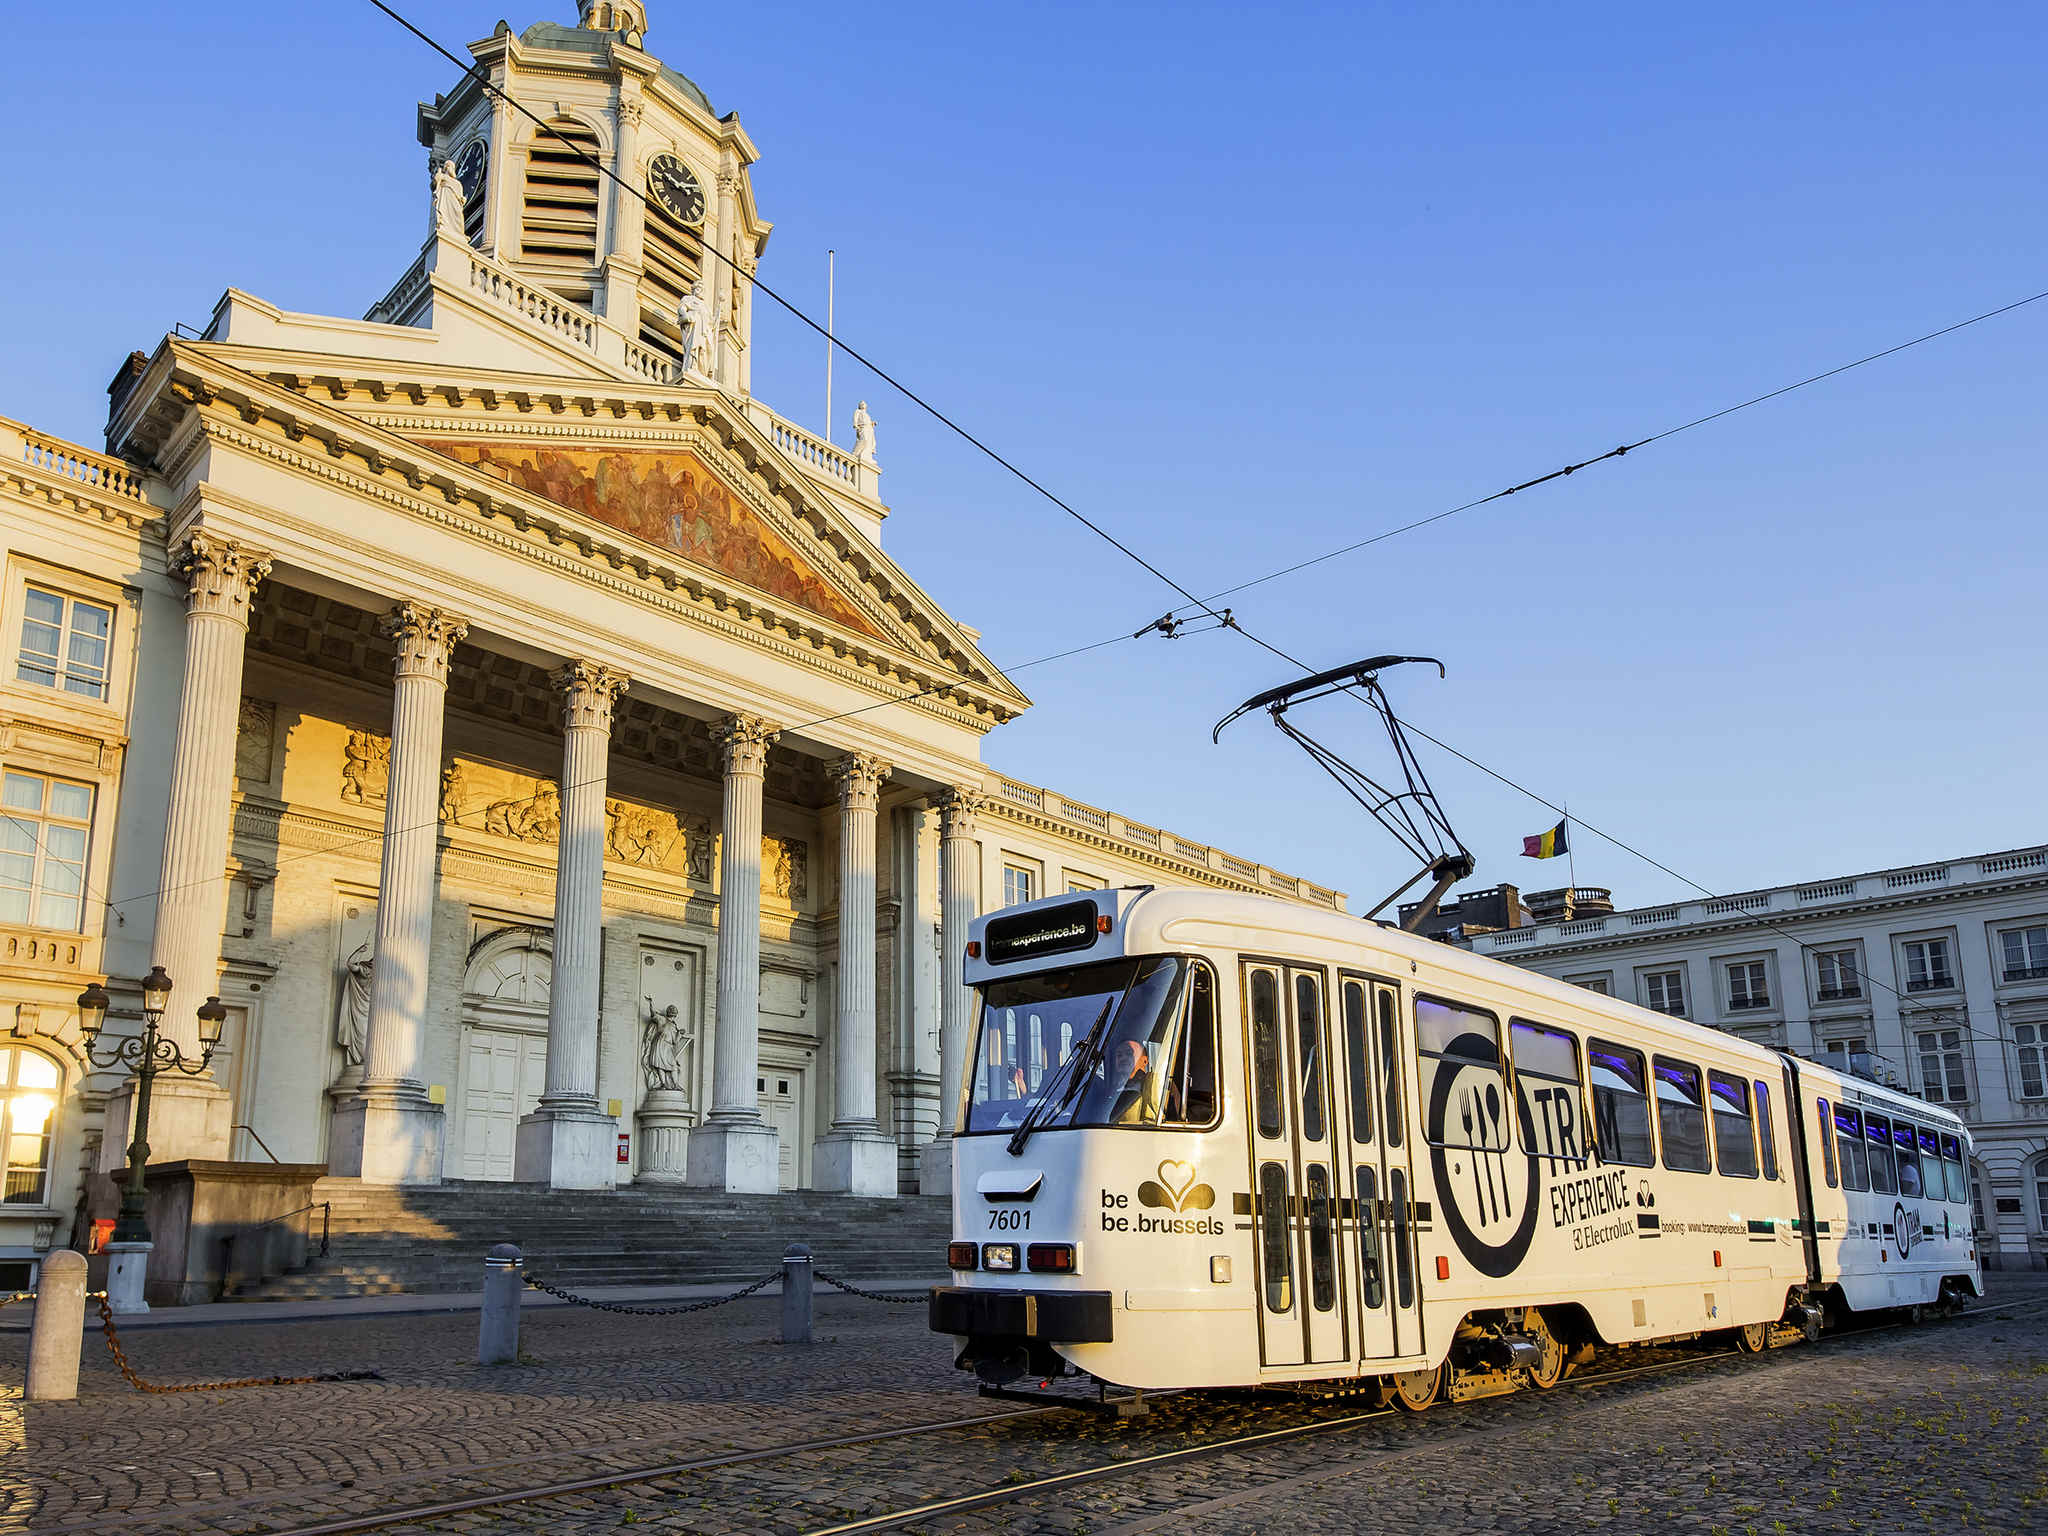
[964,956,1193,1133]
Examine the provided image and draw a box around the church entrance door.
[758,1069,805,1190]
[460,1024,548,1181]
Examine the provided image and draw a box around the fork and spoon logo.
[1458,1080,1513,1225]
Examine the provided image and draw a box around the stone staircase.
[228,1177,951,1301]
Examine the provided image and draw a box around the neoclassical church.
[0,3,1344,1281]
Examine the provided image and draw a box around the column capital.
[713,713,780,778]
[552,661,631,732]
[828,751,892,813]
[935,787,988,840]
[173,533,271,622]
[381,603,469,684]
[618,94,644,127]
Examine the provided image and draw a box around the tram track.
[199,1297,2044,1536]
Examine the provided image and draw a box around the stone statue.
[433,156,466,238]
[640,1000,693,1096]
[852,400,876,463]
[336,942,374,1068]
[440,762,465,825]
[678,281,713,377]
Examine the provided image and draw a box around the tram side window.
[1941,1134,1968,1204]
[1864,1112,1897,1195]
[1341,980,1373,1143]
[1833,1104,1869,1191]
[1258,1161,1292,1313]
[1816,1097,1837,1188]
[1163,963,1219,1125]
[1295,974,1327,1144]
[1754,1079,1781,1181]
[1377,989,1404,1149]
[1510,1019,1586,1168]
[1707,1071,1758,1179]
[1893,1121,1922,1200]
[1249,969,1283,1140]
[1653,1057,1712,1173]
[1416,997,1504,1153]
[1918,1127,1944,1196]
[1588,1039,1656,1167]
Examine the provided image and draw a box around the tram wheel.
[1734,1322,1769,1354]
[1389,1363,1444,1412]
[1523,1312,1568,1390]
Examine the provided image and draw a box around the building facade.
[1469,846,2048,1268]
[0,5,1345,1284]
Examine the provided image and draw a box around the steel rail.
[798,1296,2048,1536]
[201,1296,2041,1536]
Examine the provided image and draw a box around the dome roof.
[517,20,715,117]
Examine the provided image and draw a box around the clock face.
[647,153,705,226]
[454,140,487,202]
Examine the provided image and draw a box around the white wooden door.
[759,1070,803,1190]
[462,1028,548,1180]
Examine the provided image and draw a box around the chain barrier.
[0,1290,35,1310]
[815,1271,928,1306]
[521,1269,779,1315]
[94,1294,383,1394]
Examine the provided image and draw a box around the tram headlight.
[1026,1243,1075,1274]
[982,1243,1020,1272]
[947,1241,979,1271]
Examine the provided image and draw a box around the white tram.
[928,886,1982,1407]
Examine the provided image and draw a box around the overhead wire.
[74,0,2034,1088]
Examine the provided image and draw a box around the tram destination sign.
[985,900,1100,964]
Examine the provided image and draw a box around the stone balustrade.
[4,417,153,504]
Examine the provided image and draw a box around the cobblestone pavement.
[7,1274,2047,1535]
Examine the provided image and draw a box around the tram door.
[1243,962,1350,1370]
[1339,975,1422,1360]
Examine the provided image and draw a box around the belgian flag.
[1521,819,1569,859]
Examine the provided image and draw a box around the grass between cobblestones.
[4,1275,2046,1534]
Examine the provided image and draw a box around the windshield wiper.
[1008,998,1115,1156]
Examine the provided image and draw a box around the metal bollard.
[477,1243,523,1365]
[26,1250,87,1401]
[780,1242,813,1344]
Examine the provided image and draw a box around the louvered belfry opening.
[521,117,603,298]
[639,193,704,355]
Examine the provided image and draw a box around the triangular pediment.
[416,436,886,640]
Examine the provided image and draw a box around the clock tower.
[414,3,770,394]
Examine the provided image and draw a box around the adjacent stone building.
[0,4,1345,1286]
[1470,846,2048,1268]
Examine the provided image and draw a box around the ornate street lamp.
[77,970,224,1245]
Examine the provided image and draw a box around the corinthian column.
[331,603,467,1185]
[514,661,630,1190]
[685,713,783,1193]
[112,533,271,1169]
[815,752,896,1196]
[918,787,985,1196]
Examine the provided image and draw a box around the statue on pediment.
[852,400,876,463]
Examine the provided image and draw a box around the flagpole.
[824,249,836,443]
[1565,802,1577,896]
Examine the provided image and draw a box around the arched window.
[2035,1155,2048,1233]
[1,1046,60,1205]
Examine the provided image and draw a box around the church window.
[0,1046,60,1205]
[17,588,112,700]
[0,772,93,931]
[521,118,603,281]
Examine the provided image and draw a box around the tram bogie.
[927,887,1983,1402]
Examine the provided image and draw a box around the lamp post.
[76,970,227,1247]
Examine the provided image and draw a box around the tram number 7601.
[987,1209,1031,1231]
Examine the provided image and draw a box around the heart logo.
[1156,1160,1197,1207]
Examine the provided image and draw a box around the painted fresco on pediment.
[417,440,881,638]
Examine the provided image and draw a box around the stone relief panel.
[439,757,707,881]
[637,944,698,1099]
[606,799,683,868]
[763,836,808,904]
[340,729,391,804]
[235,698,276,783]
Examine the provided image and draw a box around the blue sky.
[6,2,2042,911]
